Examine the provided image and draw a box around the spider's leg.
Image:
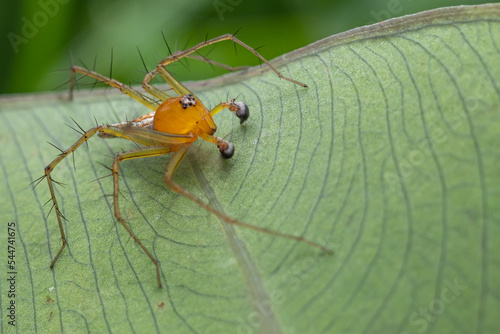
[164,147,333,254]
[185,54,250,72]
[143,33,307,98]
[111,145,178,288]
[46,124,193,278]
[46,125,103,269]
[70,66,164,109]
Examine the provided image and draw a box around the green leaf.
[1,4,499,333]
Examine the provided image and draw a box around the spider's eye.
[179,94,197,109]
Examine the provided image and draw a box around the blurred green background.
[0,0,496,94]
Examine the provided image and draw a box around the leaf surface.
[1,4,499,333]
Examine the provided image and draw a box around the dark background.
[1,0,495,94]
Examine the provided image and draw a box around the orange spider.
[42,34,332,287]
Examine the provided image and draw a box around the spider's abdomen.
[154,95,217,137]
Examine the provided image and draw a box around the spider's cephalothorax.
[154,94,216,137]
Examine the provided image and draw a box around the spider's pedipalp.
[230,100,249,124]
[219,141,234,159]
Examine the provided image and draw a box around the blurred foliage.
[0,0,496,94]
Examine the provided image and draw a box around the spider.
[41,33,332,288]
